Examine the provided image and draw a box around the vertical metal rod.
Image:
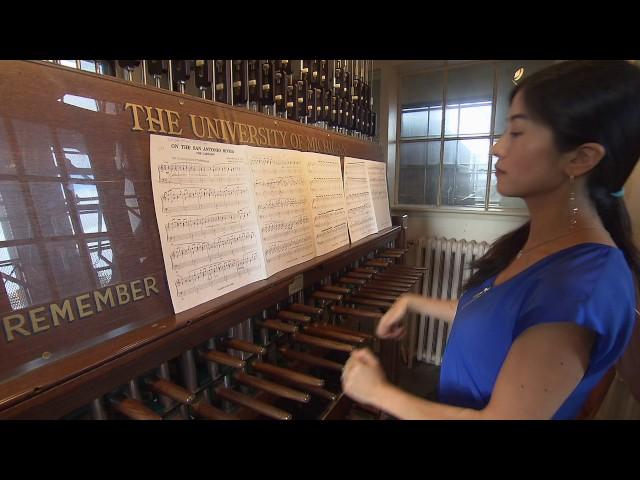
[90,398,108,420]
[141,60,148,85]
[128,379,142,401]
[167,60,174,91]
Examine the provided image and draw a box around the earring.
[569,175,578,229]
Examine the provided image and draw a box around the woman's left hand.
[341,348,390,406]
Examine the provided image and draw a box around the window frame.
[394,60,528,214]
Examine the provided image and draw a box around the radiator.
[415,237,489,366]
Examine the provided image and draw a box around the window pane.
[401,109,428,137]
[398,141,440,205]
[441,139,490,207]
[428,107,442,136]
[494,60,557,135]
[445,63,494,136]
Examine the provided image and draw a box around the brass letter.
[206,117,222,140]
[3,314,30,342]
[144,106,168,133]
[76,293,93,319]
[94,288,115,313]
[144,276,160,296]
[189,115,206,139]
[238,123,250,143]
[124,103,145,131]
[50,299,75,326]
[130,280,144,301]
[166,110,183,135]
[116,284,131,305]
[29,307,49,334]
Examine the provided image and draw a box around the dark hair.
[464,60,640,291]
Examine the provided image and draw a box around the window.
[396,60,556,210]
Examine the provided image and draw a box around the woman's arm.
[376,293,459,340]
[343,322,596,419]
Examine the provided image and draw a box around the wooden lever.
[359,287,401,297]
[202,350,246,369]
[289,303,324,316]
[365,283,409,293]
[225,339,266,355]
[331,305,383,320]
[304,325,367,344]
[145,378,195,405]
[293,332,355,352]
[337,276,367,286]
[110,397,162,420]
[353,267,378,274]
[355,291,399,302]
[191,400,237,420]
[256,319,299,333]
[369,279,414,288]
[312,291,343,301]
[347,272,373,280]
[322,285,351,294]
[235,372,310,403]
[252,361,325,388]
[215,387,292,420]
[279,347,345,372]
[345,296,393,309]
[278,310,311,323]
[313,323,375,341]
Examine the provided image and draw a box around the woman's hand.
[341,348,390,406]
[376,295,409,339]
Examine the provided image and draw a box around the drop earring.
[569,175,578,229]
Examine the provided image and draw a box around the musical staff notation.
[175,251,262,297]
[159,162,243,184]
[161,186,248,213]
[170,230,258,271]
[165,209,252,243]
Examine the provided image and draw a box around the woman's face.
[491,90,568,198]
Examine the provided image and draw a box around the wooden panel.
[0,60,391,418]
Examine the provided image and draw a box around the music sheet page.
[301,152,350,257]
[247,147,316,276]
[365,159,392,231]
[343,157,378,243]
[149,135,267,314]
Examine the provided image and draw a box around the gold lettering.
[50,299,75,326]
[166,110,183,135]
[238,123,250,143]
[144,276,160,296]
[130,280,144,301]
[29,307,49,334]
[76,293,93,319]
[206,117,222,140]
[94,288,115,313]
[189,115,206,138]
[276,130,287,148]
[222,120,238,143]
[3,314,30,342]
[256,127,268,146]
[124,103,145,131]
[248,125,259,145]
[116,284,131,305]
[144,106,168,133]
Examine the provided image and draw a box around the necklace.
[516,227,600,259]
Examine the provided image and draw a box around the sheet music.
[150,135,267,313]
[247,147,316,276]
[343,157,378,243]
[301,152,350,256]
[365,160,393,231]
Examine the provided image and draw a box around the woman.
[341,60,640,419]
